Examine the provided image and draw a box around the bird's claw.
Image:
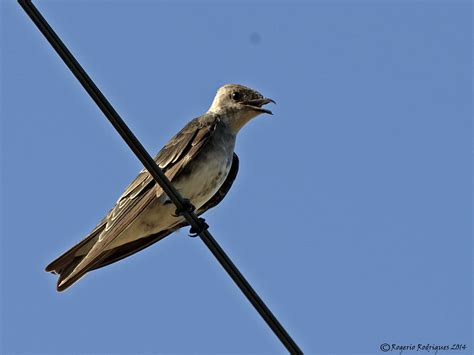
[173,199,195,217]
[188,218,209,237]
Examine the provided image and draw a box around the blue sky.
[1,1,472,354]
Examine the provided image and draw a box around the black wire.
[18,1,303,353]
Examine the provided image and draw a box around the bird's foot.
[188,218,209,237]
[173,198,195,217]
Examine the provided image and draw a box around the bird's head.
[208,84,275,133]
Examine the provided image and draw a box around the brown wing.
[89,153,240,271]
[53,115,220,291]
[45,221,107,274]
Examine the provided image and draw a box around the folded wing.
[47,115,225,291]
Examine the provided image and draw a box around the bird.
[45,84,275,291]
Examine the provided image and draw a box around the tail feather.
[45,223,177,292]
[45,223,106,290]
[56,250,113,292]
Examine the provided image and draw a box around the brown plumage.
[45,84,273,291]
[45,153,239,290]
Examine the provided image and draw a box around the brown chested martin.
[45,84,275,291]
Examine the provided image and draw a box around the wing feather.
[55,114,220,291]
[88,153,240,272]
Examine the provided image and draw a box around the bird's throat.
[226,111,260,134]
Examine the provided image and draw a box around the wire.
[18,1,303,353]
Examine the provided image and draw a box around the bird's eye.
[231,92,242,101]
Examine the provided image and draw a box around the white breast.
[176,149,233,209]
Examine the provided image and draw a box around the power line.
[18,1,303,353]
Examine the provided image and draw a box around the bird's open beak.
[242,97,276,115]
